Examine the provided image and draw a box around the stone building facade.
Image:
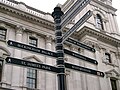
[0,0,120,90]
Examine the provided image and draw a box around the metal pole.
[52,7,66,90]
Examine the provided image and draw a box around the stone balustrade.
[0,0,54,22]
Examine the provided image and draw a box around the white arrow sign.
[61,0,91,29]
[62,10,92,42]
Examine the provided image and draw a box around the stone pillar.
[102,19,107,32]
[45,35,55,90]
[109,13,116,33]
[107,13,113,33]
[11,26,25,89]
[95,47,103,90]
[70,46,82,90]
[112,14,120,33]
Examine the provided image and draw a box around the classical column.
[11,26,25,89]
[106,13,113,33]
[45,35,55,90]
[112,14,120,33]
[109,13,116,33]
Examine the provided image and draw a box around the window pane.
[110,79,117,90]
[27,68,37,89]
[105,53,111,63]
[0,60,3,81]
[29,37,37,47]
[96,14,104,30]
[0,28,6,40]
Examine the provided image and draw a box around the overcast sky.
[15,0,120,29]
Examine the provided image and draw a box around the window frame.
[96,14,104,30]
[26,68,37,89]
[110,78,118,90]
[0,60,3,82]
[0,28,7,40]
[29,37,38,47]
[105,53,111,63]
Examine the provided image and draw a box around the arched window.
[96,14,104,30]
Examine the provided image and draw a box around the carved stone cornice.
[76,26,120,47]
[0,2,54,30]
[91,0,117,13]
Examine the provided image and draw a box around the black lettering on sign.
[5,57,58,73]
[64,49,98,65]
[66,38,95,52]
[65,63,104,77]
[7,40,57,58]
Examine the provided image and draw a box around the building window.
[0,28,7,40]
[96,14,104,30]
[105,53,111,63]
[27,68,37,89]
[29,37,37,47]
[110,79,117,90]
[0,60,3,82]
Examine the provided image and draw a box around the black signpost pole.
[52,7,66,90]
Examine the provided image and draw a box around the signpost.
[62,10,92,42]
[61,0,91,29]
[6,57,59,73]
[65,37,95,52]
[6,0,105,90]
[52,7,66,90]
[7,40,57,58]
[65,63,104,77]
[64,49,98,65]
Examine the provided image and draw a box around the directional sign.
[65,63,104,77]
[64,49,98,65]
[62,10,92,42]
[61,0,91,29]
[7,40,57,58]
[6,57,58,73]
[65,38,95,52]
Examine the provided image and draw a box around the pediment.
[23,55,43,63]
[105,68,120,78]
[0,46,11,57]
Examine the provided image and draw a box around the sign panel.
[64,49,98,65]
[62,10,92,42]
[65,63,104,77]
[61,0,91,29]
[65,38,95,52]
[6,57,58,73]
[7,40,57,58]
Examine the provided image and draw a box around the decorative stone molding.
[0,22,6,29]
[45,35,53,43]
[105,68,120,79]
[84,40,101,51]
[93,7,105,18]
[0,0,54,29]
[23,55,43,63]
[16,25,25,34]
[65,69,70,76]
[70,45,78,52]
[77,26,120,47]
[0,46,11,56]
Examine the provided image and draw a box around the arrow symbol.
[8,58,11,62]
